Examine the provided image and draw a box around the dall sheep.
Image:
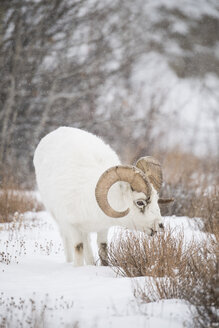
[33,127,172,266]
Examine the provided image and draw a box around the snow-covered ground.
[0,212,203,327]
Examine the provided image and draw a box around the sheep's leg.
[97,230,109,266]
[60,225,83,266]
[58,222,73,262]
[83,233,95,265]
[71,227,84,266]
[62,234,74,262]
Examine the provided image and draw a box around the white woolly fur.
[34,127,163,266]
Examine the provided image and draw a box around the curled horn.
[135,156,163,192]
[95,166,151,218]
[136,156,174,204]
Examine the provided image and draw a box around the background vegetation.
[0,0,219,187]
[0,1,218,327]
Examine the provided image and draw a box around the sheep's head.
[95,156,173,235]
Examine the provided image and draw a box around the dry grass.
[159,149,219,231]
[161,148,219,188]
[0,294,75,328]
[161,185,219,233]
[107,227,194,278]
[0,215,63,265]
[105,149,219,327]
[138,231,219,328]
[0,175,43,223]
[107,225,219,328]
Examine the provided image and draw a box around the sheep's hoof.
[100,258,109,266]
[99,243,109,266]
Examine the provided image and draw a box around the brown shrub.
[107,225,219,328]
[107,227,195,278]
[161,148,219,187]
[0,175,43,223]
[159,149,219,231]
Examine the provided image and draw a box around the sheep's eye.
[135,200,146,208]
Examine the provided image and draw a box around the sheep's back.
[33,127,120,225]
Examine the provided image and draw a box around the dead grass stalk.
[107,225,218,328]
[0,175,42,223]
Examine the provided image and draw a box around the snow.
[145,0,219,19]
[0,212,204,327]
[129,47,219,155]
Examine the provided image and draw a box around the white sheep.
[33,127,172,266]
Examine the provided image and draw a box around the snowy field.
[0,212,205,327]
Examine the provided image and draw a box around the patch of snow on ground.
[0,211,203,327]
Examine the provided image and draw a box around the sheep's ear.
[135,156,163,192]
[158,198,174,204]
